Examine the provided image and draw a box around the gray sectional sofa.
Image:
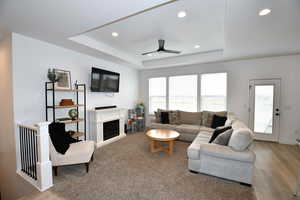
[149,111,256,185]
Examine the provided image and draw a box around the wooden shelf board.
[47,88,84,92]
[57,119,84,124]
[52,104,84,109]
[71,132,84,138]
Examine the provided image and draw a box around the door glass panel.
[254,85,274,134]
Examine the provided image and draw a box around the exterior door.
[249,79,281,142]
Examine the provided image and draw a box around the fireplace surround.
[89,108,126,148]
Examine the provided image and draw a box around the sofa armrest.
[200,143,256,163]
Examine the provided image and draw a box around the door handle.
[275,113,280,116]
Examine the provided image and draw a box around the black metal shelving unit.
[45,82,87,140]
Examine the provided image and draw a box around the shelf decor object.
[68,109,78,120]
[45,81,87,140]
[53,69,72,90]
[59,99,74,106]
[47,68,60,82]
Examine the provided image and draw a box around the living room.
[0,0,300,200]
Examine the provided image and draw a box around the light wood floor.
[252,141,300,200]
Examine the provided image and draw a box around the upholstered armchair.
[49,139,95,176]
[48,122,95,176]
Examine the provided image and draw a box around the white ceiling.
[0,0,172,66]
[1,0,300,69]
[84,0,225,61]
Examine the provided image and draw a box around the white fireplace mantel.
[89,108,127,148]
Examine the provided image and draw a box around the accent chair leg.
[189,170,198,174]
[240,182,252,187]
[91,154,94,162]
[53,166,58,176]
[85,163,89,173]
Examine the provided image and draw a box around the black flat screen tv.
[91,67,120,92]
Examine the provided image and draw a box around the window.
[169,75,197,112]
[149,77,166,114]
[200,73,227,111]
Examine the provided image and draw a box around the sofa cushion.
[199,143,255,163]
[178,111,202,125]
[149,123,177,130]
[211,114,227,128]
[176,124,201,134]
[199,126,214,133]
[196,131,213,141]
[228,128,253,151]
[212,129,233,146]
[178,133,198,142]
[202,111,227,127]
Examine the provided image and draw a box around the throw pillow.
[228,128,253,151]
[178,111,202,125]
[211,114,227,129]
[212,129,233,146]
[154,111,160,123]
[156,109,167,123]
[209,126,232,143]
[169,110,180,125]
[202,111,227,127]
[160,112,170,124]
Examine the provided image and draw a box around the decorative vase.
[68,109,78,120]
[47,68,60,82]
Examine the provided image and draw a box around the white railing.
[16,122,53,191]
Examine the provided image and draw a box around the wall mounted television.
[91,67,120,92]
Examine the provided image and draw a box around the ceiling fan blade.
[158,39,165,49]
[163,49,181,54]
[141,50,157,55]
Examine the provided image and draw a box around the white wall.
[12,33,139,137]
[0,33,139,200]
[139,54,300,144]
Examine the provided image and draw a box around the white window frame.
[168,74,198,112]
[199,72,228,112]
[147,72,228,115]
[148,77,167,114]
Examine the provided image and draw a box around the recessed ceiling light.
[177,11,186,18]
[194,45,200,49]
[147,54,153,57]
[259,9,271,16]
[112,32,119,37]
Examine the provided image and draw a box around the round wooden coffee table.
[146,129,180,155]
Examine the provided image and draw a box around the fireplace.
[103,120,120,141]
[89,108,126,148]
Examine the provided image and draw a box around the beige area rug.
[22,132,257,200]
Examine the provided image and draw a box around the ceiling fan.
[142,39,181,55]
